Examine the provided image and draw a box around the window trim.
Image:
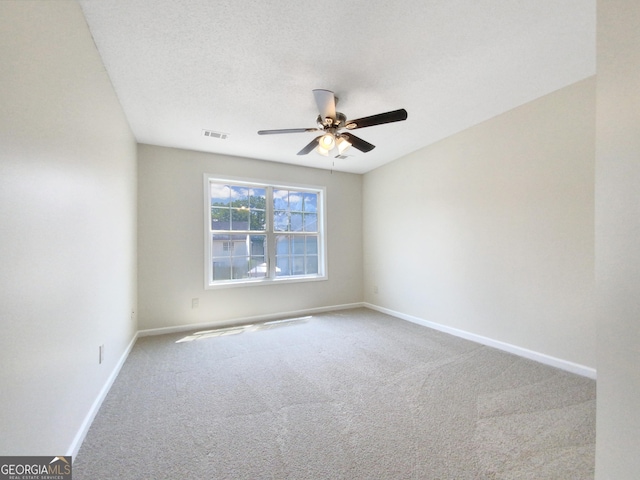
[204,174,327,289]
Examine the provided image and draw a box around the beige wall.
[137,145,363,331]
[0,2,137,455]
[595,0,640,477]
[363,77,596,370]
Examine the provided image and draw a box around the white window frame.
[204,174,327,289]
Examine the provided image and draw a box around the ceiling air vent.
[202,129,229,140]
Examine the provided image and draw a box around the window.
[205,176,326,287]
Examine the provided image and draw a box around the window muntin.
[206,178,325,287]
[275,235,319,277]
[210,185,266,231]
[211,234,267,281]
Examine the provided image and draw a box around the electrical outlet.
[130,310,135,320]
[99,344,104,364]
[192,298,199,309]
[373,285,379,294]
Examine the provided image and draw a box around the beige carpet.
[74,308,596,479]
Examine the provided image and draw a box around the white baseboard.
[67,331,139,460]
[137,302,365,337]
[364,303,597,380]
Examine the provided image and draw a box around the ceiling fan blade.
[345,108,408,130]
[297,136,322,155]
[258,128,318,135]
[313,89,337,120]
[341,133,375,153]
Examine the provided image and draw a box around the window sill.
[205,274,328,290]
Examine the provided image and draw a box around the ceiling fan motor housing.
[317,112,346,129]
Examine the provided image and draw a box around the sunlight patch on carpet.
[175,316,312,343]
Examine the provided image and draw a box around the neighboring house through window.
[205,176,326,287]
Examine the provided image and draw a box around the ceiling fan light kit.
[336,136,351,154]
[258,89,407,158]
[316,144,330,156]
[319,133,336,150]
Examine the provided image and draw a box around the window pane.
[249,188,265,208]
[231,208,249,230]
[212,258,232,281]
[231,257,250,279]
[273,189,288,210]
[292,256,305,275]
[211,235,233,281]
[292,236,305,254]
[211,184,231,206]
[249,210,265,230]
[211,207,230,229]
[306,255,319,274]
[304,213,317,232]
[276,235,289,255]
[306,236,318,255]
[290,213,303,232]
[212,234,231,257]
[231,186,249,208]
[289,192,303,211]
[303,193,317,212]
[248,257,267,278]
[234,236,249,256]
[249,235,266,256]
[274,211,288,231]
[276,256,290,276]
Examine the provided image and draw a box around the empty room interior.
[1,0,639,478]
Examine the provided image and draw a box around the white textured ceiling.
[79,0,595,174]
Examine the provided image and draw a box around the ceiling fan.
[257,89,408,157]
